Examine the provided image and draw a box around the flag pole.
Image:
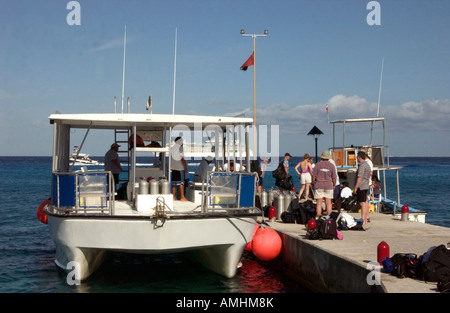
[121,25,127,114]
[172,27,178,115]
[253,36,256,129]
[240,29,268,161]
[252,36,256,160]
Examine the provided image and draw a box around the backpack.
[296,200,316,224]
[390,253,419,278]
[272,161,287,180]
[417,245,450,283]
[281,211,296,223]
[306,219,322,240]
[336,212,365,231]
[336,212,356,229]
[321,219,339,239]
[278,175,293,190]
[342,196,361,213]
[437,275,450,293]
[306,218,343,240]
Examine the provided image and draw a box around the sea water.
[0,156,448,293]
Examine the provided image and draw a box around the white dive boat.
[69,146,99,165]
[45,112,261,282]
[329,117,427,223]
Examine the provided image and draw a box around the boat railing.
[50,170,115,215]
[201,171,259,213]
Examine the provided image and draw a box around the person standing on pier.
[295,153,313,200]
[312,151,336,218]
[353,151,371,225]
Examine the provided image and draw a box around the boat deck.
[113,200,203,216]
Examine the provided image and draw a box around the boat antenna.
[376,57,384,117]
[147,95,152,113]
[172,27,177,115]
[121,25,127,114]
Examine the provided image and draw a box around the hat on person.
[205,155,214,161]
[320,150,330,159]
[285,153,291,157]
[111,143,120,148]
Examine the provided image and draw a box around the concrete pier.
[264,212,450,293]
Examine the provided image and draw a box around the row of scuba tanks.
[260,189,298,221]
[139,177,171,195]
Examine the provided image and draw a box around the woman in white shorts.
[295,153,313,200]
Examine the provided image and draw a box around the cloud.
[207,97,229,106]
[254,95,450,134]
[383,99,450,131]
[87,37,127,53]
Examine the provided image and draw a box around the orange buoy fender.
[37,199,50,224]
[251,227,282,261]
[245,224,260,252]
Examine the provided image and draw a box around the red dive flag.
[240,52,254,71]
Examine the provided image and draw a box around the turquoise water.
[0,156,448,293]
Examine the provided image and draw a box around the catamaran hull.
[47,214,258,281]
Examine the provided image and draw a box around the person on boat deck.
[370,175,382,201]
[295,153,313,200]
[223,159,244,171]
[311,150,336,218]
[365,154,373,186]
[104,143,123,190]
[170,137,189,201]
[193,155,214,183]
[340,181,353,199]
[353,151,371,225]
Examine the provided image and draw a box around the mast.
[121,25,127,114]
[377,57,384,117]
[172,27,177,115]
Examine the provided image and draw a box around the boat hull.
[47,213,258,281]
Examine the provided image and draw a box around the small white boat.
[44,112,260,282]
[69,146,99,165]
[329,117,427,223]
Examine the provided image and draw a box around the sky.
[0,0,449,157]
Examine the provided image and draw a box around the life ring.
[37,199,50,224]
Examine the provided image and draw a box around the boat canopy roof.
[330,117,385,125]
[49,113,253,129]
